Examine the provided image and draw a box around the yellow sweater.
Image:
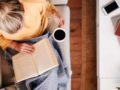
[0,0,56,49]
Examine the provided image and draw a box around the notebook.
[12,38,59,83]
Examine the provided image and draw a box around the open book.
[12,38,59,83]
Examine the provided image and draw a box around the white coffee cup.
[52,28,66,43]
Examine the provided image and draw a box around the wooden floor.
[81,0,97,90]
[68,0,97,90]
[68,0,81,90]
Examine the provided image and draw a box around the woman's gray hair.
[0,1,24,34]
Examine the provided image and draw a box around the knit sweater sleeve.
[0,33,13,50]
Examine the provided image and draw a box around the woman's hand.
[9,41,35,54]
[53,14,64,27]
[58,17,64,27]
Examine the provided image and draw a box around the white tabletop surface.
[98,78,120,90]
[97,0,120,78]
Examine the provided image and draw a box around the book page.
[33,38,59,75]
[12,38,58,82]
[12,53,38,82]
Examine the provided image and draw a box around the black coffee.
[54,29,66,40]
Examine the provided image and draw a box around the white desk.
[97,0,120,90]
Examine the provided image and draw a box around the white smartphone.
[102,0,120,15]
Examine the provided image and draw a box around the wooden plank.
[72,78,81,90]
[68,0,81,9]
[81,0,97,90]
[70,9,81,20]
[72,64,81,78]
[68,0,81,89]
[70,20,81,33]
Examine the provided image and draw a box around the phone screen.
[104,1,119,14]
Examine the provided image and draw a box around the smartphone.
[103,0,120,15]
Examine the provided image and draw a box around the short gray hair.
[0,1,24,34]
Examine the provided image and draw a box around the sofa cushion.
[50,0,68,5]
[56,6,71,90]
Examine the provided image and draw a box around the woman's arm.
[0,34,13,50]
[46,2,62,17]
[0,34,35,54]
[47,2,65,27]
[9,41,35,54]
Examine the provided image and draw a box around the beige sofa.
[0,0,71,90]
[50,1,71,90]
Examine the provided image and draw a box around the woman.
[0,0,64,54]
[0,0,66,89]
